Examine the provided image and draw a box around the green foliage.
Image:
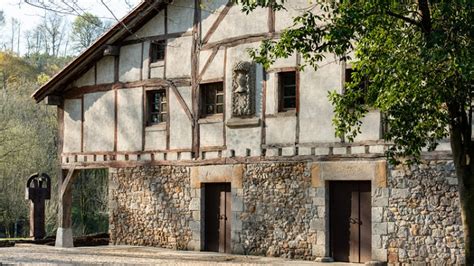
[237,0,474,164]
[71,13,105,53]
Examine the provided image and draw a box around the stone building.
[32,0,464,264]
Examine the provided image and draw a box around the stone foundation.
[108,159,464,264]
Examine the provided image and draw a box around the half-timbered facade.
[33,0,464,264]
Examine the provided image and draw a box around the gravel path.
[0,244,359,265]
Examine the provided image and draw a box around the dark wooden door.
[330,181,371,263]
[204,183,231,253]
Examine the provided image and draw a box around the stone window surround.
[310,160,388,263]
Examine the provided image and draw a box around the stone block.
[204,151,219,160]
[312,244,326,257]
[167,152,178,161]
[372,235,382,249]
[189,198,200,211]
[189,221,200,231]
[351,145,366,154]
[128,154,138,161]
[373,207,384,223]
[265,148,279,157]
[314,147,330,156]
[372,248,388,262]
[369,145,385,154]
[55,227,73,248]
[373,222,388,235]
[232,195,244,212]
[282,147,295,156]
[140,153,152,161]
[311,163,323,188]
[391,189,410,198]
[180,152,193,160]
[313,197,325,206]
[316,231,326,245]
[153,153,165,161]
[310,219,325,231]
[192,211,200,221]
[232,243,245,254]
[299,147,312,155]
[387,222,395,234]
[188,240,200,251]
[333,147,347,155]
[375,161,388,188]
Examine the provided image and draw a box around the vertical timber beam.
[56,166,78,248]
[191,0,202,158]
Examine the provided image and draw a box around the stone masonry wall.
[239,163,318,260]
[109,166,193,249]
[385,160,464,264]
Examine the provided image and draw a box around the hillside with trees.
[0,11,110,238]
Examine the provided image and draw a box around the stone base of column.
[55,227,73,248]
[315,257,334,262]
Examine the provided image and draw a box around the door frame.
[310,160,389,263]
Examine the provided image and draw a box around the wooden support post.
[55,166,78,248]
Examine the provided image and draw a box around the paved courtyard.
[0,244,359,265]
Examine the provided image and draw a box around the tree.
[235,0,474,263]
[70,13,105,53]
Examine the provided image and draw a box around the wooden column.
[55,167,78,248]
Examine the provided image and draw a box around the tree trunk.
[450,125,474,264]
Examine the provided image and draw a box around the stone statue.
[232,61,255,117]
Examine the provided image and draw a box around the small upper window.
[278,71,297,112]
[345,68,369,105]
[201,82,224,117]
[150,40,166,63]
[147,90,167,125]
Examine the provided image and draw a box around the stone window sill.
[145,123,167,132]
[226,117,261,128]
[150,61,165,68]
[266,110,297,118]
[198,114,224,124]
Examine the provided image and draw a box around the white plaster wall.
[167,0,194,34]
[74,66,95,87]
[166,36,192,78]
[142,41,151,80]
[128,12,165,40]
[201,0,228,35]
[169,87,192,149]
[275,0,322,32]
[177,86,192,109]
[119,44,143,82]
[355,110,382,141]
[96,56,115,84]
[83,91,115,152]
[145,129,167,150]
[150,65,165,79]
[63,99,82,153]
[266,116,297,144]
[199,48,225,81]
[200,122,224,147]
[299,57,342,143]
[117,88,143,152]
[208,5,268,43]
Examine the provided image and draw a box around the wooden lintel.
[267,66,298,73]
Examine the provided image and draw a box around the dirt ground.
[0,244,359,265]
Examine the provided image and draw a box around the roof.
[31,0,170,103]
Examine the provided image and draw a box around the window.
[200,82,224,116]
[150,40,166,63]
[278,71,297,111]
[345,68,369,105]
[147,90,167,125]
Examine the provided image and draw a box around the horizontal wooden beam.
[201,32,280,51]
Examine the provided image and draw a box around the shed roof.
[31,0,170,103]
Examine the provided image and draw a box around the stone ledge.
[226,117,261,128]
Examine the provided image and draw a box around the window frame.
[146,88,168,126]
[150,39,166,64]
[344,66,369,106]
[200,81,225,118]
[277,70,298,113]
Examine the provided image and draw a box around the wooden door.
[330,181,371,263]
[204,183,231,253]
